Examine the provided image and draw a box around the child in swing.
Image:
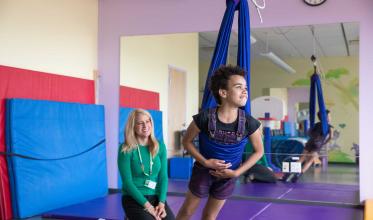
[284,109,333,183]
[176,65,264,220]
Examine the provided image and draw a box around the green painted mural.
[292,68,359,163]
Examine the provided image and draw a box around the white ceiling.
[199,22,359,61]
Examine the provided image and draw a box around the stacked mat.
[5,99,108,218]
[271,136,306,168]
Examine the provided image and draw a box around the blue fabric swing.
[199,0,252,170]
[201,0,251,113]
[309,67,329,136]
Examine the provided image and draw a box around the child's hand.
[210,169,238,178]
[203,159,232,170]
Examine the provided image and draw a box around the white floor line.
[249,188,293,220]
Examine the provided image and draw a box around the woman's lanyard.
[137,146,153,176]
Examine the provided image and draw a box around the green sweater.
[118,141,168,206]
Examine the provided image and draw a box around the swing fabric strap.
[201,0,251,114]
[208,108,246,141]
[309,73,329,137]
[198,0,251,170]
[199,132,248,170]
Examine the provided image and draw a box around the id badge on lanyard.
[144,180,157,189]
[137,146,156,189]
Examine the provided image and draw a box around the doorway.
[168,66,187,156]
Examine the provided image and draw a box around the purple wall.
[288,88,309,123]
[98,0,373,202]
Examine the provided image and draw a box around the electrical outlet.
[290,162,302,173]
[282,162,290,173]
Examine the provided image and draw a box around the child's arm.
[324,126,334,144]
[183,121,232,170]
[236,129,264,176]
[211,128,264,178]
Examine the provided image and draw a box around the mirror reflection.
[119,22,359,206]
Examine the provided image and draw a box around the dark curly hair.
[210,65,246,105]
[317,109,330,121]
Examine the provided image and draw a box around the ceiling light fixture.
[260,32,296,74]
[260,52,296,74]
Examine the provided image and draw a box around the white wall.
[0,0,98,79]
[120,33,199,147]
[268,88,288,119]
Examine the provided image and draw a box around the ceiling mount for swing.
[311,55,316,63]
[226,0,266,22]
[311,54,317,73]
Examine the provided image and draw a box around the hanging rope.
[310,25,326,77]
[251,0,265,23]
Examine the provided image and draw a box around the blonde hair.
[121,109,159,157]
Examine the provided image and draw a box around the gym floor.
[26,163,362,220]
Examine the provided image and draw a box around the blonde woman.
[118,109,175,220]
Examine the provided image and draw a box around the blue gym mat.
[6,99,108,218]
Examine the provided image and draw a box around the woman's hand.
[144,202,161,220]
[203,159,232,170]
[209,168,238,179]
[155,202,167,218]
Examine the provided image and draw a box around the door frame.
[167,65,187,156]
